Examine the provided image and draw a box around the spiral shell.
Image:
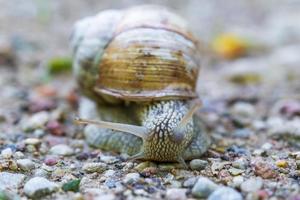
[72,5,201,102]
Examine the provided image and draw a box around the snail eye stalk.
[172,100,202,142]
[74,117,148,139]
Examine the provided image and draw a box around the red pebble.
[29,99,56,113]
[257,190,269,200]
[35,85,57,97]
[46,120,65,136]
[44,156,59,166]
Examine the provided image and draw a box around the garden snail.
[71,5,210,166]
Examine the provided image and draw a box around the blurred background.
[0,0,299,125]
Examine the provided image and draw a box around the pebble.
[233,128,253,138]
[0,172,26,191]
[33,129,46,137]
[261,143,273,151]
[76,152,90,160]
[252,149,265,156]
[22,111,49,131]
[103,169,116,177]
[191,177,219,198]
[100,155,118,164]
[28,99,56,113]
[253,160,277,179]
[232,158,248,169]
[275,160,288,168]
[159,163,183,171]
[24,138,41,146]
[46,120,65,136]
[211,161,230,174]
[252,120,266,130]
[62,179,81,192]
[7,160,18,171]
[296,160,300,169]
[14,151,25,159]
[17,159,35,171]
[1,148,13,159]
[291,151,300,160]
[241,177,263,193]
[24,177,58,198]
[123,173,140,184]
[228,168,244,176]
[231,176,244,188]
[82,162,107,173]
[183,177,197,188]
[208,187,243,200]
[134,161,157,172]
[190,159,208,170]
[34,169,49,178]
[272,99,300,118]
[230,102,255,125]
[268,118,300,140]
[50,144,74,156]
[44,156,59,166]
[166,188,187,200]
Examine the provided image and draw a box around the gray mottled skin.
[80,97,210,161]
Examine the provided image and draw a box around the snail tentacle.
[74,117,148,139]
[175,100,202,130]
[172,100,202,143]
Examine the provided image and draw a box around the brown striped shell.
[73,5,201,102]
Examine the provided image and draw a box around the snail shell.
[71,5,201,102]
[71,5,210,163]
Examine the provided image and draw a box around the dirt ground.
[0,0,300,200]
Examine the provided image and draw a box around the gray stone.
[228,168,244,176]
[231,176,244,188]
[208,187,243,200]
[231,102,255,125]
[83,162,107,173]
[190,159,208,170]
[24,177,58,198]
[0,172,26,191]
[103,169,116,177]
[24,138,41,146]
[17,159,35,171]
[233,128,253,138]
[22,111,49,131]
[1,148,13,159]
[232,158,247,169]
[100,155,118,164]
[50,144,74,156]
[166,188,187,200]
[34,169,49,178]
[183,177,197,188]
[241,177,263,193]
[14,151,25,159]
[191,177,219,198]
[123,173,140,184]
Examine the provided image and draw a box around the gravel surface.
[0,0,300,199]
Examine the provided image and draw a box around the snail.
[71,5,210,166]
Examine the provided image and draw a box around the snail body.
[71,5,210,163]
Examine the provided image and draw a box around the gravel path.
[0,1,300,199]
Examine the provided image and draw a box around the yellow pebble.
[212,33,248,59]
[276,160,288,168]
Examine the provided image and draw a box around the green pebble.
[47,57,72,75]
[62,179,81,192]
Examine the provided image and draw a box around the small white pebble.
[14,151,25,159]
[1,148,13,159]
